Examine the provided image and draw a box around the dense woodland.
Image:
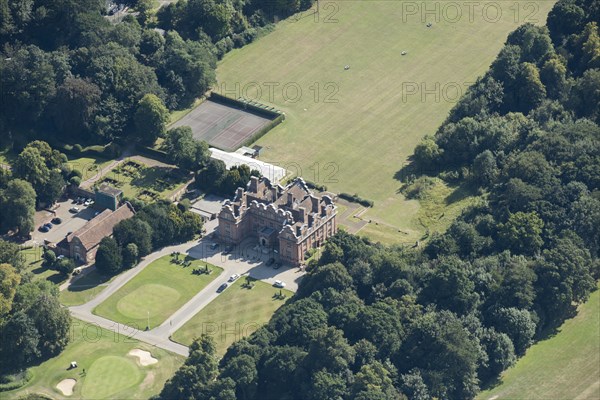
[0,241,71,374]
[0,141,75,235]
[0,0,315,146]
[158,0,600,399]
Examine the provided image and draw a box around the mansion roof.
[220,176,336,241]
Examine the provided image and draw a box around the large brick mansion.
[217,176,338,265]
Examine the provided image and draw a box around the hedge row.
[338,192,374,207]
[55,142,121,159]
[209,92,282,119]
[134,144,169,163]
[241,113,285,148]
[0,370,32,392]
[214,25,274,59]
[304,180,328,192]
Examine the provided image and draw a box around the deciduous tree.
[134,93,169,144]
[0,179,36,234]
[95,237,123,275]
[0,263,20,319]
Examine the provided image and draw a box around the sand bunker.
[57,378,76,396]
[128,349,158,366]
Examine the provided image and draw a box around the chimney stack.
[320,204,325,216]
[287,192,294,206]
[249,176,259,193]
[298,207,306,223]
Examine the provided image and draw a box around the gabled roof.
[67,203,134,251]
[274,181,311,207]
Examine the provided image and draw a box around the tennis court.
[171,100,274,151]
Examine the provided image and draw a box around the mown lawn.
[66,155,113,182]
[4,318,184,400]
[215,0,555,242]
[173,277,292,355]
[59,269,114,306]
[94,255,223,329]
[20,246,66,285]
[478,284,600,400]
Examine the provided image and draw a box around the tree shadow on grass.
[444,181,478,205]
[66,271,110,292]
[393,158,418,184]
[394,158,444,195]
[131,166,188,195]
[183,255,196,263]
[30,265,46,275]
[47,273,68,285]
[272,291,287,301]
[479,375,505,392]
[241,277,257,290]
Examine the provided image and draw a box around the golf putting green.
[116,284,181,321]
[94,255,223,328]
[81,356,142,399]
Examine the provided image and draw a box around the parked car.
[73,267,82,275]
[57,255,65,260]
[223,245,233,255]
[274,262,282,270]
[76,198,84,204]
[44,223,53,229]
[69,207,79,213]
[266,258,275,266]
[217,283,228,292]
[228,274,239,282]
[52,217,62,224]
[39,225,49,233]
[210,243,219,250]
[273,280,286,288]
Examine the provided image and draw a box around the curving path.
[66,219,304,357]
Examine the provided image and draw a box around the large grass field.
[94,255,223,329]
[5,318,184,400]
[478,285,600,400]
[173,277,292,355]
[215,0,555,243]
